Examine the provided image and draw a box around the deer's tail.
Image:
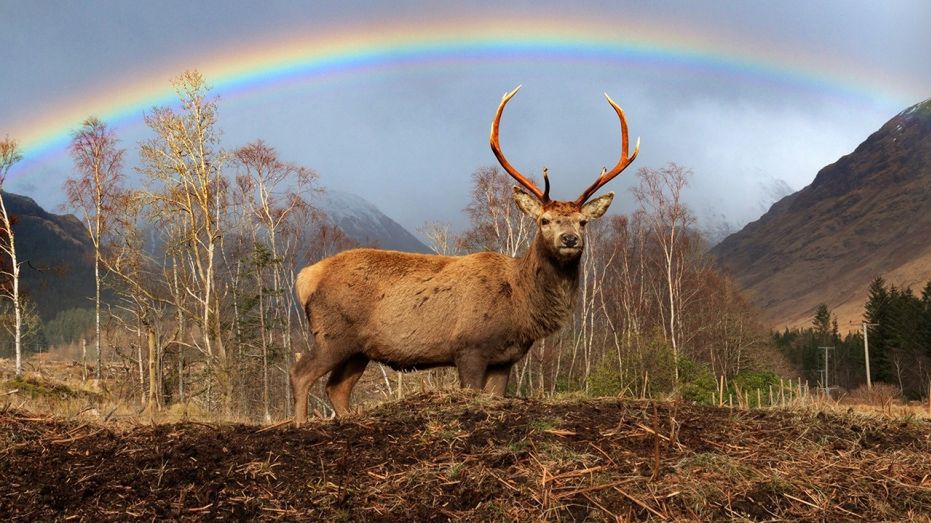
[295,262,325,312]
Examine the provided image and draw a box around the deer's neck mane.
[513,233,581,341]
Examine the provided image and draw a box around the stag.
[292,86,639,423]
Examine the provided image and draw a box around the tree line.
[775,277,931,399]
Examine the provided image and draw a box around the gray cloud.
[2,1,927,235]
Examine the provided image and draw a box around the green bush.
[586,356,626,397]
[729,369,782,406]
[678,357,717,404]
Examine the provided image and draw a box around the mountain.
[312,190,430,253]
[1,192,95,321]
[712,99,931,329]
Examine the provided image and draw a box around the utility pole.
[856,322,878,390]
[818,346,834,391]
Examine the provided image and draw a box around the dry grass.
[2,391,931,521]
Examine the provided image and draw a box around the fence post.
[81,338,88,383]
[718,375,725,408]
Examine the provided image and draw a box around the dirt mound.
[2,392,931,521]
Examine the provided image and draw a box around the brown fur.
[291,190,615,422]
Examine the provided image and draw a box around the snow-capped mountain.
[312,190,430,253]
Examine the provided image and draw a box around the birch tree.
[418,221,460,256]
[65,117,125,380]
[138,70,233,413]
[633,163,694,384]
[105,189,171,407]
[0,137,24,376]
[462,166,535,257]
[234,140,317,421]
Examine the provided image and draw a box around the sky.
[1,0,928,236]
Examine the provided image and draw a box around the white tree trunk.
[0,195,23,377]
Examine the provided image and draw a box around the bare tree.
[418,221,460,256]
[65,117,125,380]
[234,140,318,421]
[105,189,173,409]
[462,166,536,257]
[0,137,24,376]
[138,70,233,413]
[633,163,694,383]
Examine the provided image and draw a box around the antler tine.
[490,85,549,202]
[574,93,640,206]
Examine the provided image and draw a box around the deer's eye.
[540,218,551,226]
[579,219,588,227]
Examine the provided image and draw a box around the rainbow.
[8,14,921,173]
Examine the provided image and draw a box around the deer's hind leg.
[483,363,513,396]
[455,351,489,390]
[291,343,347,426]
[326,353,370,417]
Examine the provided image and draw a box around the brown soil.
[2,392,931,521]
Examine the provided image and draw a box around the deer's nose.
[560,233,579,248]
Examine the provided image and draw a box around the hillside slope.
[0,188,428,325]
[712,99,931,329]
[1,192,94,321]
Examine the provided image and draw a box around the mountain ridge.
[712,98,931,329]
[0,188,429,325]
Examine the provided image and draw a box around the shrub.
[586,356,626,397]
[845,382,901,407]
[678,358,717,404]
[729,369,781,407]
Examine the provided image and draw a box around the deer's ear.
[580,192,614,220]
[513,186,544,219]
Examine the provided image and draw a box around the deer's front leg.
[455,351,489,389]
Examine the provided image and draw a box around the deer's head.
[490,86,639,262]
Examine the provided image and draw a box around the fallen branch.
[255,418,293,433]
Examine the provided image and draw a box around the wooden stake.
[756,388,762,409]
[81,338,87,383]
[718,375,725,408]
[146,330,159,413]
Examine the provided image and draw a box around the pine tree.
[863,277,892,384]
[812,303,832,343]
[921,281,931,358]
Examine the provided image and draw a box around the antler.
[490,85,550,203]
[574,93,640,206]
